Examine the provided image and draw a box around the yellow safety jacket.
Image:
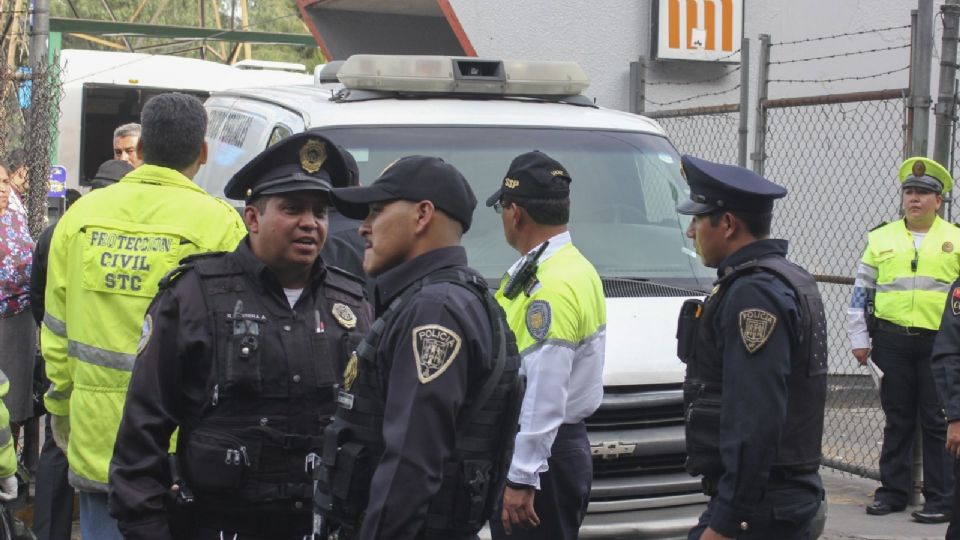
[0,371,16,479]
[864,215,960,330]
[41,165,246,491]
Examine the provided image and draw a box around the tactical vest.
[677,255,828,479]
[170,253,367,513]
[314,266,525,539]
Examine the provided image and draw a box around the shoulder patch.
[869,221,889,232]
[526,300,552,341]
[325,265,366,299]
[738,308,777,354]
[952,287,960,317]
[412,324,461,383]
[137,314,153,355]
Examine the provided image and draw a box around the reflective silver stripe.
[68,341,136,372]
[43,313,67,337]
[0,427,11,448]
[0,370,9,387]
[520,324,607,358]
[876,276,951,294]
[856,263,878,283]
[45,383,71,401]
[68,470,108,493]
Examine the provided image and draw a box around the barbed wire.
[769,65,909,84]
[771,24,910,47]
[645,84,741,107]
[645,64,741,86]
[770,43,911,65]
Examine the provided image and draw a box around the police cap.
[899,156,952,194]
[485,150,571,207]
[329,156,477,232]
[224,131,350,203]
[90,159,134,190]
[676,155,787,215]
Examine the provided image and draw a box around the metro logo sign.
[654,0,743,63]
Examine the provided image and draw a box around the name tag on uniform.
[337,389,355,410]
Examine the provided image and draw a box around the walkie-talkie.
[503,241,549,299]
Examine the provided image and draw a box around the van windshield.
[306,126,713,289]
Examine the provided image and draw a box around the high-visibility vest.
[41,164,246,491]
[864,216,960,330]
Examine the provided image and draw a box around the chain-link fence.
[649,105,741,165]
[763,91,908,478]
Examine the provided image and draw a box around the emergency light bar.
[336,55,590,96]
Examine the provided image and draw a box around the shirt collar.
[232,237,327,294]
[118,164,207,194]
[374,245,468,309]
[716,238,789,279]
[506,231,571,278]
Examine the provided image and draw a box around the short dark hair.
[502,195,569,226]
[707,209,772,238]
[65,189,81,209]
[6,148,27,172]
[140,93,207,170]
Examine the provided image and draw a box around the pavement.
[820,467,949,540]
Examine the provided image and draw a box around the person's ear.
[198,141,208,166]
[243,204,260,233]
[136,138,144,161]
[414,200,435,234]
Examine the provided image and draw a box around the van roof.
[210,84,667,134]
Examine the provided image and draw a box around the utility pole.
[240,0,251,61]
[910,0,935,157]
[933,0,960,169]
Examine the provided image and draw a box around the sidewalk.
[820,467,948,540]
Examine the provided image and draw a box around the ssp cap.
[899,157,951,194]
[485,150,571,207]
[91,159,134,189]
[224,131,350,202]
[329,156,477,232]
[677,155,787,215]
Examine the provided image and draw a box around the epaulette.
[325,265,366,299]
[869,221,889,232]
[157,251,228,290]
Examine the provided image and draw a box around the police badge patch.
[738,309,777,354]
[331,303,357,330]
[412,324,462,384]
[137,314,153,355]
[526,300,551,341]
[952,287,960,316]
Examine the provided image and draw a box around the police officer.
[848,157,958,522]
[676,155,827,540]
[108,132,372,540]
[931,279,960,539]
[314,156,524,540]
[484,151,605,539]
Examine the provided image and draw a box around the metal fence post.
[934,0,960,169]
[911,0,935,158]
[751,34,771,175]
[629,56,646,114]
[738,38,750,167]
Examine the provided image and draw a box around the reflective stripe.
[0,427,11,448]
[45,383,71,401]
[0,370,9,386]
[856,263,878,283]
[876,276,951,294]
[68,341,136,372]
[43,313,67,337]
[519,324,607,358]
[68,470,108,493]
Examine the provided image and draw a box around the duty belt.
[875,318,937,337]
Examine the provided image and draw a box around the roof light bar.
[337,55,589,96]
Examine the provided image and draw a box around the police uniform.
[848,157,958,519]
[931,278,960,535]
[484,152,606,540]
[108,133,373,540]
[676,156,827,539]
[314,156,525,540]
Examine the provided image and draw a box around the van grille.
[602,278,703,298]
[593,453,688,479]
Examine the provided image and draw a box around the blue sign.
[17,66,30,110]
[48,165,66,197]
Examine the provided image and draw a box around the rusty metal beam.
[764,89,908,110]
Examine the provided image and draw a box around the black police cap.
[329,156,477,232]
[224,131,351,202]
[90,159,134,189]
[485,150,571,207]
[677,155,787,215]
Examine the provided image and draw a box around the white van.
[55,49,312,190]
[194,55,714,538]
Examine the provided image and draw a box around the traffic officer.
[41,93,247,539]
[314,156,524,540]
[676,155,827,540]
[484,151,605,539]
[931,279,960,540]
[847,156,959,522]
[108,132,372,539]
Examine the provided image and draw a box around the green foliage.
[49,0,323,70]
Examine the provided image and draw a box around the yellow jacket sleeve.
[41,213,72,417]
[0,372,17,478]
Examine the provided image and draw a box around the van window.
[210,125,712,288]
[267,124,293,148]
